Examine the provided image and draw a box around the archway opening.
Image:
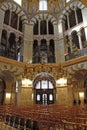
[33,72,56,104]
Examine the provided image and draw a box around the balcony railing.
[0,46,23,62]
[65,48,87,61]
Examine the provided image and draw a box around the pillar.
[55,20,65,63]
[77,31,83,49]
[23,24,33,63]
[0,9,4,45]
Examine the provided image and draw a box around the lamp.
[56,77,67,86]
[79,92,84,98]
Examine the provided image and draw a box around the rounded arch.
[30,13,57,25]
[0,1,28,24]
[33,72,56,104]
[48,20,54,34]
[59,1,85,22]
[30,13,57,64]
[33,72,56,87]
[4,9,10,25]
[33,20,38,35]
[1,29,7,45]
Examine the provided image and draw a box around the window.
[66,0,71,3]
[39,0,47,11]
[36,82,40,89]
[34,79,55,104]
[49,94,53,101]
[49,82,54,89]
[13,0,22,6]
[37,94,40,101]
[41,80,48,89]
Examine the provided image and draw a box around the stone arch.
[33,72,56,88]
[59,1,85,22]
[33,72,56,104]
[30,13,57,25]
[0,1,28,24]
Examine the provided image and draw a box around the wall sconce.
[79,92,84,99]
[5,93,11,104]
[56,77,67,86]
[22,78,32,87]
[6,93,11,99]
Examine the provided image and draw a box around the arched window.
[64,7,83,30]
[40,39,47,51]
[11,12,18,29]
[8,33,16,49]
[34,21,38,35]
[4,10,10,25]
[48,21,54,34]
[1,30,8,56]
[8,33,17,59]
[76,8,83,23]
[69,10,76,28]
[72,31,80,49]
[33,16,55,63]
[34,72,56,104]
[40,20,47,34]
[39,0,48,11]
[33,40,38,55]
[35,80,55,104]
[4,10,22,32]
[1,30,7,46]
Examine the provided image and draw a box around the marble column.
[77,31,83,49]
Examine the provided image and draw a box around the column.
[9,10,12,26]
[74,8,78,25]
[47,19,49,35]
[66,13,70,30]
[81,8,87,40]
[55,20,65,63]
[17,15,19,30]
[23,24,33,63]
[47,40,50,62]
[39,20,40,35]
[38,40,41,62]
[77,31,83,49]
[68,35,73,53]
[0,9,5,45]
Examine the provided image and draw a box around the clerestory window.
[13,0,22,6]
[39,0,48,11]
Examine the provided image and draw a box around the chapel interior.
[0,0,87,129]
